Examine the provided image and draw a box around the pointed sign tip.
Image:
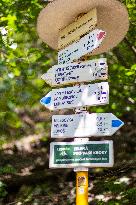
[112,120,124,128]
[41,73,48,81]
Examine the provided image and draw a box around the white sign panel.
[49,141,114,168]
[40,82,109,111]
[58,29,106,64]
[51,113,124,138]
[41,58,108,86]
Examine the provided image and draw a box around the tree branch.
[124,37,136,57]
[113,47,129,68]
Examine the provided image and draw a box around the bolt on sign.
[51,113,124,138]
[41,58,108,86]
[49,141,114,168]
[58,29,106,64]
[40,82,109,110]
[58,8,97,49]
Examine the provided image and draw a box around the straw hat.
[37,0,129,55]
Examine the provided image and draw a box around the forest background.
[0,0,136,204]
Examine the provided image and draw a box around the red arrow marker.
[97,31,106,40]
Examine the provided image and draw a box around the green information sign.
[50,141,114,168]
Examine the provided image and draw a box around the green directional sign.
[50,141,114,168]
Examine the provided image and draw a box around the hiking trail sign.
[51,113,124,138]
[58,29,106,64]
[37,1,129,204]
[40,82,109,110]
[41,58,108,86]
[49,141,114,168]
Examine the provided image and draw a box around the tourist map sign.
[40,82,109,110]
[49,141,114,168]
[41,58,108,86]
[51,113,124,138]
[58,8,97,49]
[58,29,106,64]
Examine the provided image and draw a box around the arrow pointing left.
[40,82,109,111]
[41,58,108,86]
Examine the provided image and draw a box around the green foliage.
[0,165,16,175]
[0,0,55,142]
[93,177,136,205]
[0,182,7,198]
[123,187,136,202]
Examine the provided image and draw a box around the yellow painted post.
[74,114,89,205]
[76,171,88,205]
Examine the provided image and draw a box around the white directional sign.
[58,29,106,64]
[49,141,114,168]
[41,58,108,86]
[51,113,124,138]
[40,82,109,111]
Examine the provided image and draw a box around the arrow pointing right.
[58,29,106,64]
[51,113,124,138]
[112,119,123,128]
[111,114,124,135]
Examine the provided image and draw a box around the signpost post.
[40,13,108,205]
[76,170,88,205]
[37,0,129,204]
[74,138,89,205]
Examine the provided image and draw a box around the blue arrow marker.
[40,96,51,105]
[112,120,124,127]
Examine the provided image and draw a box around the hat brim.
[37,0,129,55]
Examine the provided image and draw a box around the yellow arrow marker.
[76,171,88,205]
